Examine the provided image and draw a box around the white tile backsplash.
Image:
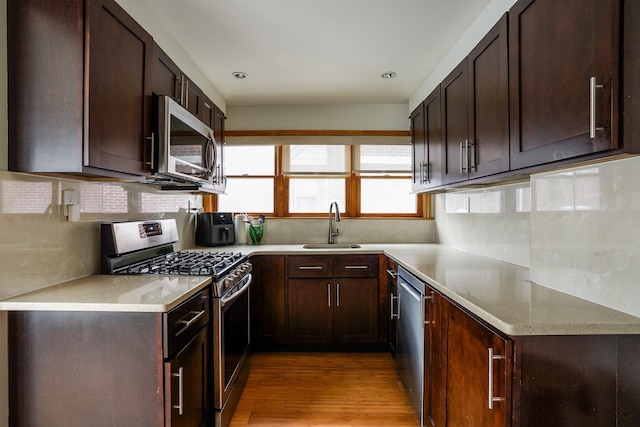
[436,156,640,318]
[435,181,532,268]
[0,172,201,300]
[530,157,640,317]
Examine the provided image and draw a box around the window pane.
[360,178,416,214]
[289,178,345,213]
[225,145,275,175]
[217,178,274,213]
[357,145,412,172]
[285,145,349,174]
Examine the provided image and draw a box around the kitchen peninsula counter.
[2,243,640,335]
[238,243,640,336]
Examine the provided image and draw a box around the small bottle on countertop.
[234,214,248,245]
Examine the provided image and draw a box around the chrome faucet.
[328,202,341,244]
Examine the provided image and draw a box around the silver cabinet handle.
[459,141,464,174]
[172,366,184,415]
[418,161,423,184]
[468,140,476,172]
[424,293,434,326]
[336,283,340,307]
[390,294,399,319]
[327,283,331,307]
[386,268,398,278]
[178,309,206,328]
[488,348,504,409]
[145,133,154,166]
[424,162,431,184]
[179,75,185,106]
[590,76,605,138]
[175,309,206,338]
[344,265,369,270]
[185,79,190,108]
[299,266,323,270]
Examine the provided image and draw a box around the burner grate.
[113,251,245,278]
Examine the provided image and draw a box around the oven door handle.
[220,274,252,307]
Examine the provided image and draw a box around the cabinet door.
[468,14,509,179]
[333,255,378,278]
[445,303,512,427]
[441,59,469,185]
[8,0,85,173]
[412,87,443,191]
[288,279,333,344]
[425,289,445,427]
[288,256,333,278]
[185,78,203,118]
[87,0,153,176]
[250,256,286,345]
[411,102,427,191]
[333,278,379,344]
[424,86,443,189]
[387,259,399,354]
[152,43,181,100]
[165,327,209,427]
[509,0,619,169]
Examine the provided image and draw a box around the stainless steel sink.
[302,243,361,249]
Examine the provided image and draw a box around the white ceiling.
[137,0,493,106]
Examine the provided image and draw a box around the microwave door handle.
[208,138,216,177]
[210,137,218,180]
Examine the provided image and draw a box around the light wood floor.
[229,352,420,427]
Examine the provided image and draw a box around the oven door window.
[222,287,249,387]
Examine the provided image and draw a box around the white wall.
[409,0,517,112]
[115,0,226,112]
[226,103,410,131]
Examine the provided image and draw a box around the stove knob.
[223,274,237,289]
[243,262,253,273]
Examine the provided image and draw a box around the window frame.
[209,130,431,219]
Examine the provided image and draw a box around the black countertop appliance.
[196,212,235,246]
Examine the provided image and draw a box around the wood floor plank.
[229,352,419,427]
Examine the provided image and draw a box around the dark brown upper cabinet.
[411,86,443,192]
[508,0,619,169]
[8,0,153,178]
[442,14,509,186]
[152,43,203,120]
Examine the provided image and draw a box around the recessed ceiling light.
[381,71,397,79]
[232,72,248,79]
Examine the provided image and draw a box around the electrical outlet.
[63,189,77,205]
[463,197,470,213]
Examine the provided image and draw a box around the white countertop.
[2,243,640,335]
[0,275,211,313]
[239,243,640,336]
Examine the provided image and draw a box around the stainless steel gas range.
[101,219,251,427]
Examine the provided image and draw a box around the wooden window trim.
[213,131,433,219]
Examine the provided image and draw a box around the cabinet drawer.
[288,255,333,278]
[334,255,378,277]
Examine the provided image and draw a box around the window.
[218,134,422,218]
[217,145,275,214]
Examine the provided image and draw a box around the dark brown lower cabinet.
[165,327,209,427]
[431,298,640,427]
[250,255,286,346]
[287,278,379,345]
[444,302,512,427]
[9,309,210,427]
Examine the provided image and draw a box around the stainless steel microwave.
[153,95,224,192]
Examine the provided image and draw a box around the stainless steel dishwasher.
[396,266,425,426]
